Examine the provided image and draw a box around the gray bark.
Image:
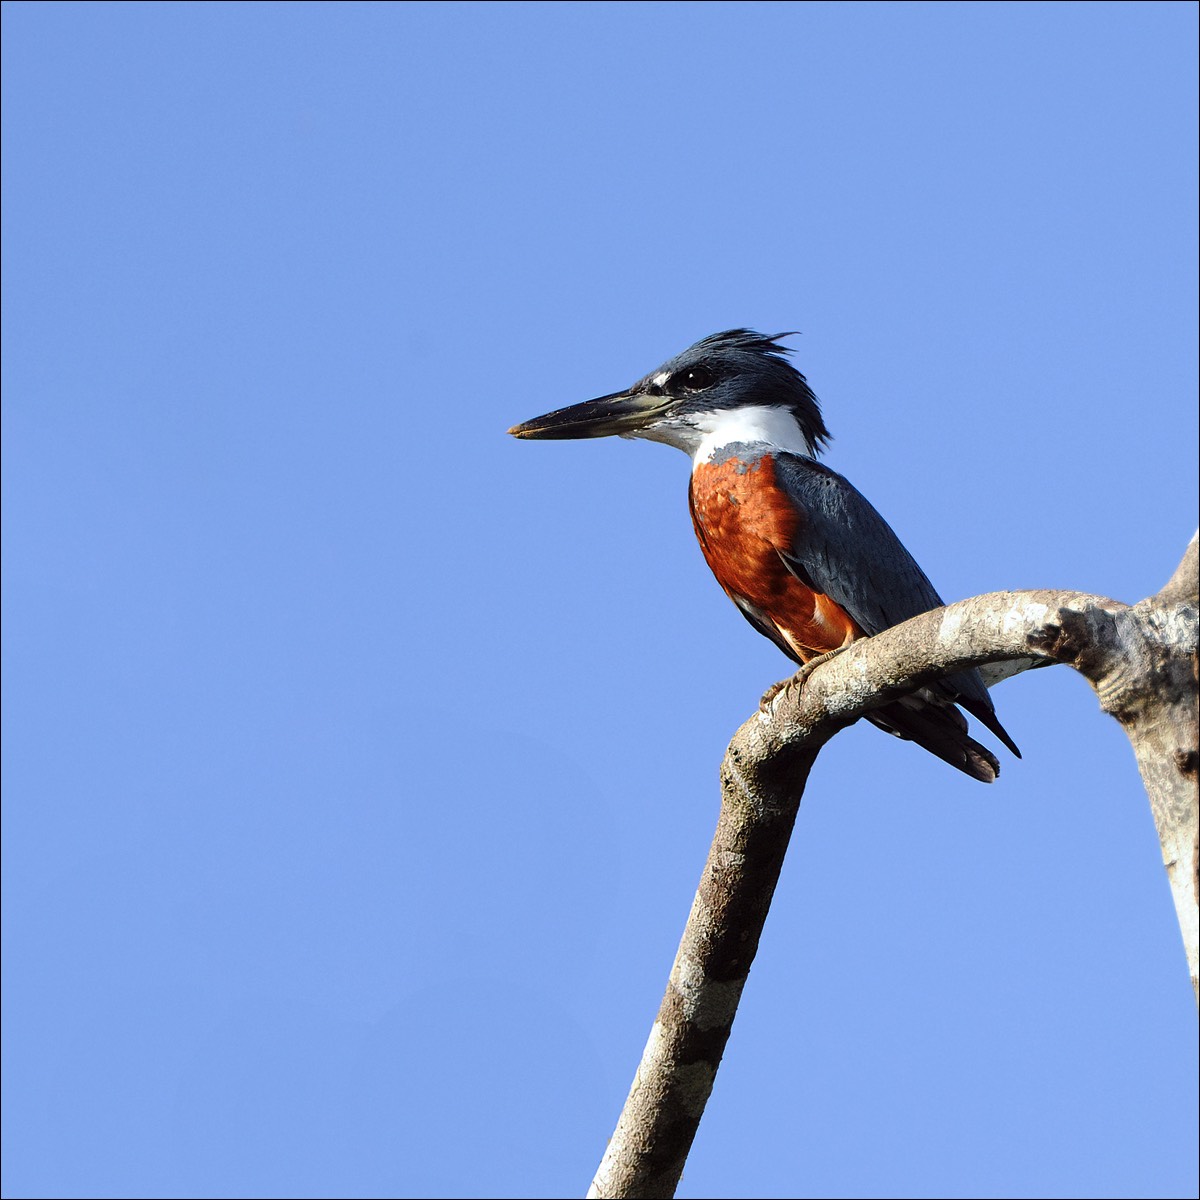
[588,533,1199,1200]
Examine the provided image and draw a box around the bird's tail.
[868,693,1002,783]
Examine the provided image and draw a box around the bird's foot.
[759,647,850,715]
[758,678,791,712]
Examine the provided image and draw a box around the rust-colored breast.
[688,455,862,662]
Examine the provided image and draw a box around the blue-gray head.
[508,329,830,462]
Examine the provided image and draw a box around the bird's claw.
[758,678,791,713]
[758,647,850,715]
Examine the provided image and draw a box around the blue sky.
[3,3,1197,1197]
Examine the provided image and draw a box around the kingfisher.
[508,329,1019,782]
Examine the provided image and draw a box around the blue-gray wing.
[771,453,944,633]
[771,453,1019,758]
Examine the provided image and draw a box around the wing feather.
[771,454,1020,759]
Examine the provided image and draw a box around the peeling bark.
[588,534,1199,1200]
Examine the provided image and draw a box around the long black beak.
[507,389,669,440]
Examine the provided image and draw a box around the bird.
[508,329,1019,782]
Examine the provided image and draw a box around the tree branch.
[589,543,1199,1200]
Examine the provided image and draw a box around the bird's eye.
[673,365,716,392]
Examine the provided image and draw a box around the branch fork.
[589,535,1198,1200]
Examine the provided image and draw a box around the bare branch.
[590,549,1199,1199]
[1156,529,1198,606]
